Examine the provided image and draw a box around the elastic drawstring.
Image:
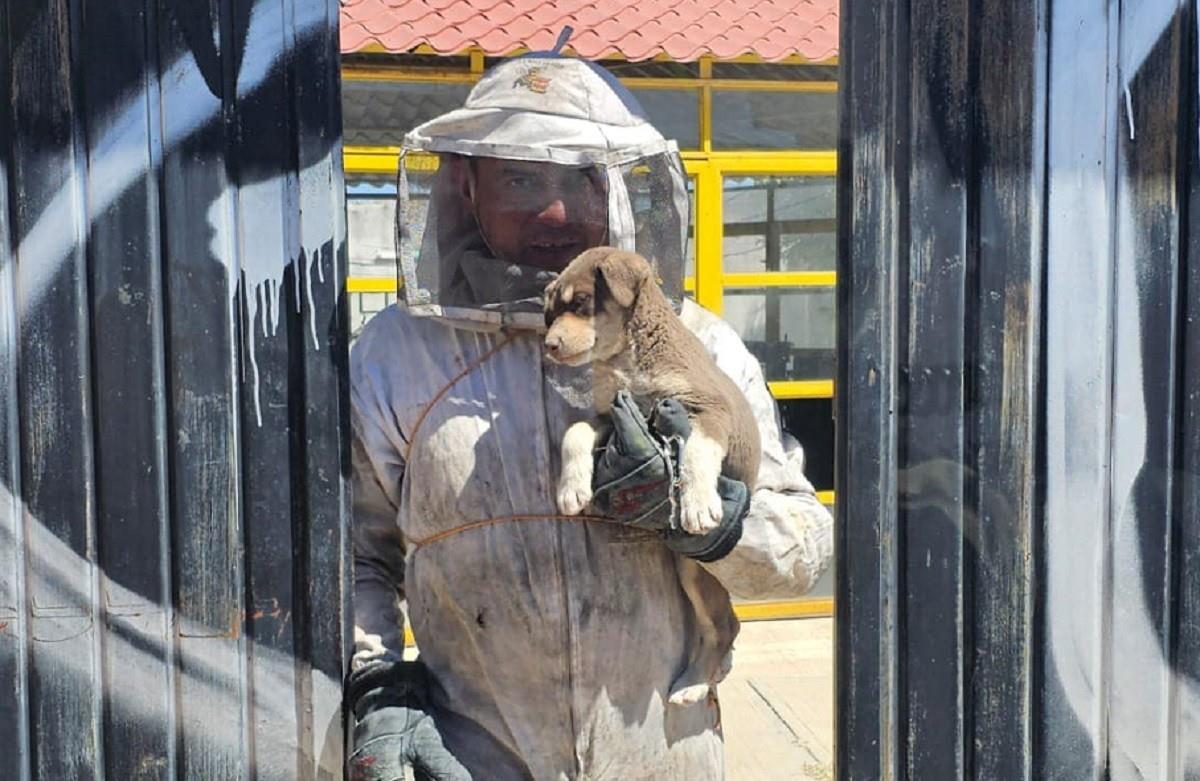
[404,334,516,463]
[408,514,655,549]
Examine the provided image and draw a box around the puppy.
[543,246,760,705]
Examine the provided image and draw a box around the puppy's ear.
[594,250,650,309]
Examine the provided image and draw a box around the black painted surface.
[836,0,903,776]
[0,1,349,778]
[839,0,1200,778]
[83,2,176,778]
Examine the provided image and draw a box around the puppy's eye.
[571,294,592,314]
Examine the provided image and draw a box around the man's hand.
[589,391,678,530]
[590,391,749,561]
[347,660,471,781]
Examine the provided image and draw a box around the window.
[722,176,836,273]
[628,87,701,150]
[711,90,838,150]
[723,287,835,381]
[346,179,396,272]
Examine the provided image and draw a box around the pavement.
[721,617,835,780]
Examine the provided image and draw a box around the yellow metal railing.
[723,271,836,288]
[343,149,840,180]
[346,274,834,294]
[342,53,837,93]
[345,274,835,402]
[351,45,837,67]
[346,276,398,294]
[769,380,836,400]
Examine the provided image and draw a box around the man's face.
[470,158,608,272]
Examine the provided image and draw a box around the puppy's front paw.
[679,482,722,534]
[557,469,593,516]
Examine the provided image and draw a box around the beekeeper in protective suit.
[347,51,834,781]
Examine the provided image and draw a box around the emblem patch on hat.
[513,68,551,94]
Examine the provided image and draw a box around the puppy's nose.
[544,334,562,356]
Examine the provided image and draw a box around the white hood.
[394,55,690,331]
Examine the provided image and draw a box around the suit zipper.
[538,343,582,776]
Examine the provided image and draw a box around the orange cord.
[404,333,517,463]
[408,513,656,548]
[400,334,655,550]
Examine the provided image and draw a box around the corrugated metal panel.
[838,0,1198,777]
[0,1,350,778]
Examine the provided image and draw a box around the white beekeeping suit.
[350,53,833,780]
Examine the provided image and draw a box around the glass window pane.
[346,164,437,280]
[347,188,396,278]
[723,176,836,272]
[722,287,835,381]
[711,89,837,150]
[342,81,473,146]
[629,88,700,150]
[345,176,402,338]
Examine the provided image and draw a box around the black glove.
[346,660,472,781]
[590,391,749,562]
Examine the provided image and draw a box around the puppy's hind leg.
[558,419,601,515]
[669,558,735,706]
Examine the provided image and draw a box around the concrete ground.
[720,617,835,780]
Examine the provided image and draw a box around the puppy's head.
[543,247,653,365]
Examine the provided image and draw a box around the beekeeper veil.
[395,54,690,331]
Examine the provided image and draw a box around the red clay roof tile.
[340,0,839,61]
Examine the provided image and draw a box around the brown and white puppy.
[543,246,760,705]
[543,246,761,526]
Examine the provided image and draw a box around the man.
[348,53,833,780]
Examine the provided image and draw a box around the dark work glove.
[590,391,749,561]
[660,474,750,562]
[346,660,472,781]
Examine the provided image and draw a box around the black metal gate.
[837,0,1199,777]
[0,1,350,778]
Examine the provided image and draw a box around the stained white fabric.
[353,52,833,780]
[405,57,671,165]
[350,299,834,780]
